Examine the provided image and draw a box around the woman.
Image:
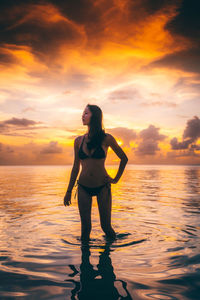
[64,104,128,242]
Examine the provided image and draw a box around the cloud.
[150,0,200,76]
[170,137,192,150]
[107,88,140,103]
[172,76,200,99]
[0,117,47,137]
[183,116,200,142]
[22,106,37,113]
[0,117,41,133]
[167,148,199,158]
[0,0,182,67]
[137,139,161,155]
[151,48,200,75]
[66,71,92,89]
[0,48,18,65]
[165,0,200,43]
[191,144,200,151]
[140,101,177,108]
[40,141,63,154]
[0,3,85,62]
[107,127,137,147]
[3,117,40,126]
[170,116,200,150]
[139,124,166,141]
[136,125,167,155]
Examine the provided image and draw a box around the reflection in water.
[184,168,200,208]
[65,242,132,299]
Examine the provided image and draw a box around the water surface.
[0,164,200,299]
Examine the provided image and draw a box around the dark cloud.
[151,48,200,75]
[3,117,40,126]
[0,0,122,64]
[170,137,192,150]
[107,127,137,147]
[151,0,200,75]
[0,117,47,137]
[0,1,85,64]
[53,0,104,25]
[165,0,200,43]
[40,141,63,154]
[0,49,18,65]
[183,116,200,142]
[139,125,166,141]
[170,116,200,150]
[127,0,177,20]
[0,0,110,64]
[136,125,166,155]
[191,144,200,151]
[137,139,160,155]
[0,0,198,79]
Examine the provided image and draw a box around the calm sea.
[0,164,200,299]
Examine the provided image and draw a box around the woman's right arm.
[64,137,81,206]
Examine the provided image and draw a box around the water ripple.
[0,165,200,299]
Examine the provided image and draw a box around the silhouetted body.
[64,104,128,241]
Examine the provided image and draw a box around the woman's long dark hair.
[86,104,106,150]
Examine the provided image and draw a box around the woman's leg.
[78,184,93,242]
[97,184,116,239]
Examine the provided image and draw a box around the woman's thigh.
[78,184,92,220]
[96,184,112,223]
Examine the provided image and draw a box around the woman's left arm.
[106,134,128,183]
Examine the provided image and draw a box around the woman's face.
[82,106,92,126]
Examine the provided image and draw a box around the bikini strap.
[80,135,85,148]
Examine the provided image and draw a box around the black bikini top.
[78,135,106,160]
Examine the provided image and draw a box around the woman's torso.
[78,133,109,187]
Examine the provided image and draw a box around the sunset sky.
[0,0,200,165]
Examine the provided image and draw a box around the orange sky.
[0,0,200,165]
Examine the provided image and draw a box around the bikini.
[78,134,106,160]
[74,135,111,198]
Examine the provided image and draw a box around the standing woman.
[64,104,128,242]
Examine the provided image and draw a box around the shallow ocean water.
[0,164,200,299]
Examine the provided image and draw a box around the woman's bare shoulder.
[104,133,114,145]
[105,133,114,140]
[76,134,86,140]
[74,135,83,147]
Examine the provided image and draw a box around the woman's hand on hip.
[105,175,117,184]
